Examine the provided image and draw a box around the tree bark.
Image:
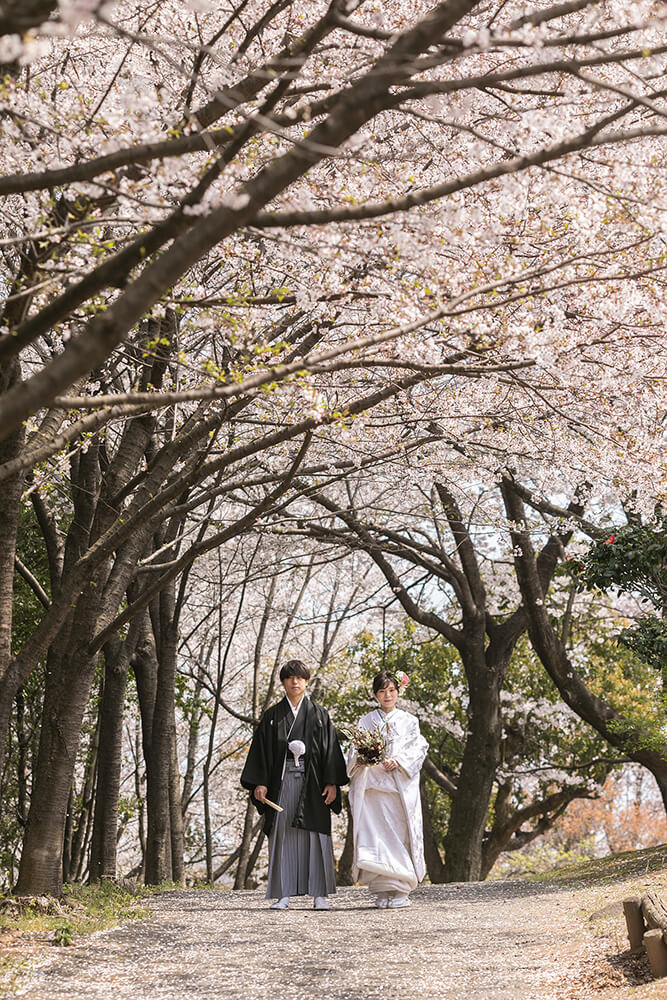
[0,358,25,778]
[443,638,503,882]
[243,828,265,889]
[169,722,185,885]
[14,446,104,896]
[89,636,133,882]
[337,796,355,886]
[67,700,101,883]
[501,479,667,811]
[234,799,258,890]
[420,772,446,884]
[14,635,101,895]
[144,582,182,885]
[15,686,28,829]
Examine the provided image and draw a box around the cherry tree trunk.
[233,799,257,890]
[169,723,185,884]
[14,443,107,895]
[14,627,98,895]
[443,650,503,882]
[64,703,100,883]
[89,639,130,882]
[420,772,446,884]
[0,360,25,777]
[144,599,182,885]
[336,797,355,886]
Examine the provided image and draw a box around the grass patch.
[0,880,153,997]
[0,879,151,942]
[525,844,667,887]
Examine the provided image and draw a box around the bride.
[347,670,428,908]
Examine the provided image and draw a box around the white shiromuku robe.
[348,707,428,894]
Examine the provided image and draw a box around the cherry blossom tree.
[1,0,666,894]
[325,623,626,881]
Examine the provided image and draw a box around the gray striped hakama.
[266,760,337,899]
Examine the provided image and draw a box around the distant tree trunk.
[336,796,355,886]
[420,772,446,884]
[203,758,214,883]
[169,723,185,884]
[89,632,134,882]
[134,618,157,881]
[243,829,265,888]
[66,699,101,883]
[480,781,513,880]
[180,650,208,816]
[0,360,25,778]
[61,789,75,886]
[212,815,263,882]
[135,719,146,868]
[234,799,257,890]
[144,582,182,885]
[206,569,252,882]
[138,620,169,884]
[15,686,28,828]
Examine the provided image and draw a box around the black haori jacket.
[240,697,348,837]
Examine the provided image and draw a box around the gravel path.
[11,882,594,1000]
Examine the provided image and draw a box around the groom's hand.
[322,783,336,806]
[254,785,268,803]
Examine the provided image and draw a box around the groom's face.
[282,674,308,701]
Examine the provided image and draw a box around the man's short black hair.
[372,670,399,694]
[279,659,311,682]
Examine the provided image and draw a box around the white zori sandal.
[270,897,290,909]
[387,895,410,908]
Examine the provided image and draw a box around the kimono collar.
[284,693,308,717]
[377,707,398,720]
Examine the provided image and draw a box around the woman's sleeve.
[392,714,428,778]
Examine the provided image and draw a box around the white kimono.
[348,708,428,894]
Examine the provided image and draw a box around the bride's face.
[375,683,398,713]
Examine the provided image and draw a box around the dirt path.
[6,881,607,1000]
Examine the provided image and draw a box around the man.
[240,659,348,910]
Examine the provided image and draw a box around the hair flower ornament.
[396,671,410,691]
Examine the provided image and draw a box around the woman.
[240,659,348,910]
[348,670,428,908]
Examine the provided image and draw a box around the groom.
[240,659,348,909]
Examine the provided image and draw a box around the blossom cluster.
[342,725,387,766]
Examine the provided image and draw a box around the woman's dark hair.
[280,659,311,681]
[372,670,399,694]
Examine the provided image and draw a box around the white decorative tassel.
[288,739,306,767]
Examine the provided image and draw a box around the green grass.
[0,880,154,997]
[0,879,151,943]
[526,843,667,887]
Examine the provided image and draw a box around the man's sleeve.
[240,714,270,792]
[321,710,349,788]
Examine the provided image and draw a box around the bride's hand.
[382,759,398,771]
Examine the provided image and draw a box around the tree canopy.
[0,0,666,894]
